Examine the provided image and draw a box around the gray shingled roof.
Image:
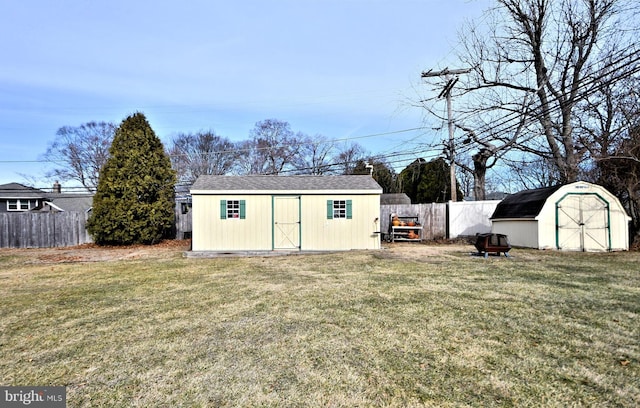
[191,175,382,192]
[0,183,47,199]
[45,195,94,212]
[380,193,411,205]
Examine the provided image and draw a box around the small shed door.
[556,193,610,251]
[273,196,301,250]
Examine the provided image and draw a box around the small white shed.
[190,175,382,252]
[491,181,631,251]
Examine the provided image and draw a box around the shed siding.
[192,193,380,251]
[192,194,273,251]
[300,194,380,250]
[491,220,539,249]
[609,205,630,251]
[536,198,561,250]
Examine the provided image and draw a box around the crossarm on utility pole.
[421,67,471,202]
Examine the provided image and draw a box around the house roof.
[380,193,411,205]
[0,182,94,211]
[491,184,563,219]
[0,183,48,199]
[44,194,94,212]
[191,175,383,194]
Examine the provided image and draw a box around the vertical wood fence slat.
[381,204,448,240]
[175,206,192,239]
[0,212,93,249]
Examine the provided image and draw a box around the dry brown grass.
[0,242,638,407]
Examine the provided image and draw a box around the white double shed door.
[556,193,610,252]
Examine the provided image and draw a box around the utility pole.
[421,68,471,202]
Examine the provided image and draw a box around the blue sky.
[0,0,489,188]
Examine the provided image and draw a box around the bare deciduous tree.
[297,134,336,175]
[334,142,366,175]
[240,119,303,175]
[42,121,115,191]
[504,154,562,190]
[454,101,527,200]
[169,131,237,183]
[453,0,639,185]
[579,71,640,241]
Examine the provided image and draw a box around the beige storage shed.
[190,175,382,252]
[491,181,630,251]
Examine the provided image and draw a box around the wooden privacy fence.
[175,205,192,239]
[0,212,93,248]
[0,207,192,249]
[381,203,448,240]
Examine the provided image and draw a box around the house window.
[326,199,352,219]
[220,199,246,219]
[7,199,38,211]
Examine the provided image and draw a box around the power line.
[424,48,640,159]
[473,48,639,140]
[0,127,427,165]
[13,142,442,192]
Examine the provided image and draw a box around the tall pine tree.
[88,112,176,245]
[399,158,462,203]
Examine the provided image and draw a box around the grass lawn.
[0,244,638,407]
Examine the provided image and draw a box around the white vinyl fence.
[447,200,501,238]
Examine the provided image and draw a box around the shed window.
[220,199,246,219]
[327,199,352,219]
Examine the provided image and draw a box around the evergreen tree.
[88,112,176,245]
[399,158,462,203]
[352,159,399,193]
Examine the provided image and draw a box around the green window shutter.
[326,200,333,219]
[239,200,246,219]
[220,200,227,219]
[346,200,352,219]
